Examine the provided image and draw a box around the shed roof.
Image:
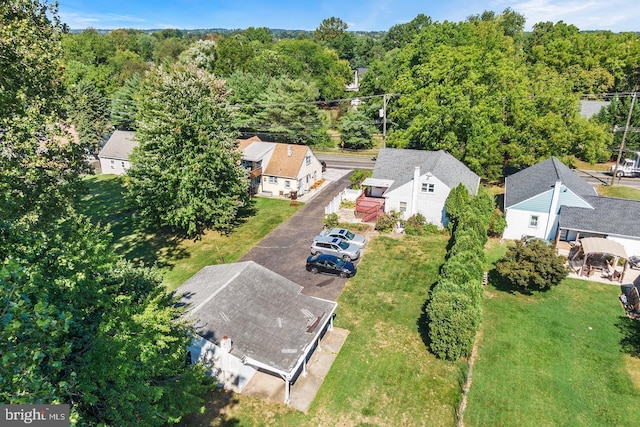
[240,140,275,162]
[559,196,640,239]
[98,130,138,161]
[371,148,480,194]
[175,261,337,376]
[505,157,596,208]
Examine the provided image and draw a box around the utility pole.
[610,92,637,185]
[379,93,393,148]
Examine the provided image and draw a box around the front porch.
[355,194,384,223]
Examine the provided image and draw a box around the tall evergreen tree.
[110,73,141,130]
[68,79,111,154]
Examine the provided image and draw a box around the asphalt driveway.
[239,170,353,301]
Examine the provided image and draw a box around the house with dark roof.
[237,136,323,198]
[357,148,480,225]
[175,261,337,404]
[502,157,598,241]
[98,130,138,175]
[502,156,640,256]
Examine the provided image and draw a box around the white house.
[175,261,338,404]
[502,157,598,241]
[357,148,480,226]
[98,130,138,175]
[238,136,324,198]
[502,156,640,257]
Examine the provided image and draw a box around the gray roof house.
[357,148,480,225]
[98,130,139,175]
[502,156,640,257]
[175,261,337,403]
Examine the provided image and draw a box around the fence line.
[324,188,362,215]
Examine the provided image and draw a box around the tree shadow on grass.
[616,315,640,358]
[416,281,439,350]
[178,388,241,427]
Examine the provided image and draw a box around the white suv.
[311,236,360,261]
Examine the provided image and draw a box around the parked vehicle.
[311,236,360,261]
[629,255,640,269]
[319,228,367,248]
[306,253,357,278]
[610,152,640,177]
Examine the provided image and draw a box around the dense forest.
[62,10,640,180]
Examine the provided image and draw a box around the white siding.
[503,208,551,240]
[188,336,257,393]
[99,157,131,175]
[384,175,450,227]
[607,236,640,258]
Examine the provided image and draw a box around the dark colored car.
[630,255,640,269]
[321,160,327,172]
[306,253,357,278]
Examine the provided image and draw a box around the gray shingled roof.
[505,157,597,208]
[580,100,610,119]
[98,130,138,161]
[559,196,640,238]
[175,261,337,375]
[372,148,480,194]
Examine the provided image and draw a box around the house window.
[313,171,317,180]
[306,155,311,166]
[399,202,407,212]
[121,161,125,168]
[422,183,435,193]
[110,160,115,169]
[529,215,539,228]
[268,176,277,184]
[285,180,291,189]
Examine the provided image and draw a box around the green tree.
[314,17,348,42]
[68,80,111,153]
[249,76,330,145]
[126,63,250,238]
[110,73,142,131]
[444,183,470,228]
[496,240,569,292]
[339,108,376,149]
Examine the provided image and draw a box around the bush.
[427,289,481,361]
[339,199,355,209]
[444,183,470,228]
[435,278,484,306]
[323,213,339,229]
[374,211,400,233]
[440,251,485,284]
[488,209,507,237]
[496,240,569,292]
[404,213,426,235]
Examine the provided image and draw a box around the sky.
[56,0,640,33]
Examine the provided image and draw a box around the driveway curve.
[239,170,353,301]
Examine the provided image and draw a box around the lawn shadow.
[416,280,440,350]
[178,388,241,427]
[616,315,640,358]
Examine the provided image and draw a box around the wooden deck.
[355,195,384,223]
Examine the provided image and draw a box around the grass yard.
[76,174,301,290]
[465,260,640,425]
[182,233,467,426]
[597,184,640,200]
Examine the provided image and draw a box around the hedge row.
[426,186,497,361]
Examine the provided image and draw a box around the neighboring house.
[98,130,138,175]
[579,100,610,119]
[502,156,640,256]
[175,261,338,404]
[357,148,481,225]
[502,157,597,241]
[238,136,323,198]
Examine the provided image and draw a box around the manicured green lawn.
[76,174,301,290]
[465,276,640,426]
[187,234,466,426]
[597,184,640,200]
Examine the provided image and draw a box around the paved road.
[317,154,375,170]
[239,170,354,301]
[576,169,640,190]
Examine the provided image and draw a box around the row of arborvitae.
[426,184,504,361]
